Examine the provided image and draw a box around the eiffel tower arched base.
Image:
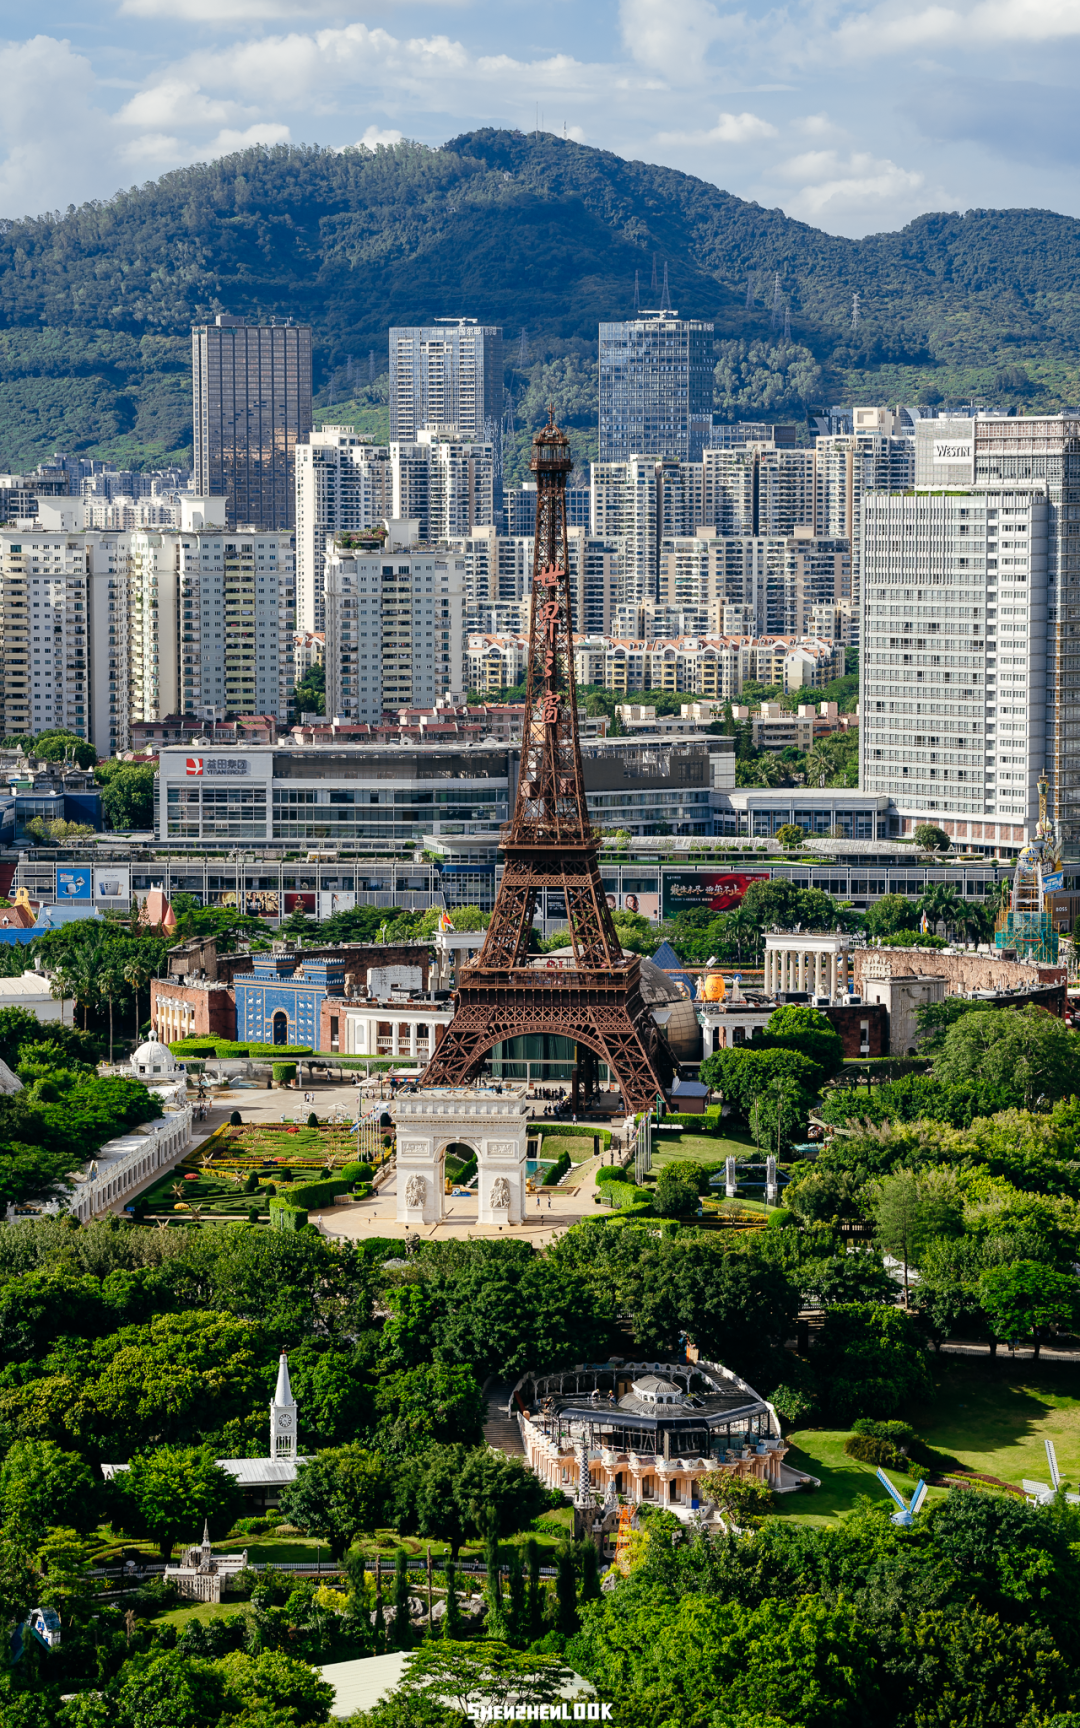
[421,957,677,1115]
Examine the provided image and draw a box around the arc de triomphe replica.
[394,1090,531,1227]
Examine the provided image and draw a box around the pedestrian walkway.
[483,1380,525,1456]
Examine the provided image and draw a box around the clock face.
[277,1413,293,1430]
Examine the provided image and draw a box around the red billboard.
[662,872,769,919]
[283,892,316,915]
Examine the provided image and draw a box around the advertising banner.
[1042,871,1065,894]
[246,890,281,917]
[319,891,356,919]
[56,866,91,903]
[662,872,769,920]
[284,892,316,915]
[93,866,130,905]
[605,891,660,922]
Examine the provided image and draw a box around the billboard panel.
[93,866,130,905]
[246,889,281,918]
[284,892,316,915]
[56,866,91,903]
[319,891,356,919]
[662,872,769,920]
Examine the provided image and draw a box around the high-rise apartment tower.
[388,321,504,442]
[192,315,313,531]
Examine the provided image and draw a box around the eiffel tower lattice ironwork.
[421,410,677,1112]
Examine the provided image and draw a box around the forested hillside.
[1,131,1080,470]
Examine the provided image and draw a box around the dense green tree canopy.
[111,1445,242,1560]
[933,1005,1080,1109]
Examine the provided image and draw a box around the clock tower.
[270,1351,297,1461]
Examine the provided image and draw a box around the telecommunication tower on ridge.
[771,273,783,332]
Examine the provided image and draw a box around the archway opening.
[272,1012,288,1046]
[444,1141,478,1201]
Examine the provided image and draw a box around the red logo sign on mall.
[186,757,204,776]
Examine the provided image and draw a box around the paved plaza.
[117,1070,604,1245]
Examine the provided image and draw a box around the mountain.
[0,130,1079,473]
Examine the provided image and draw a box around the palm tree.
[102,956,125,1066]
[724,906,760,965]
[961,901,996,947]
[916,883,965,941]
[63,924,110,1031]
[123,955,153,1047]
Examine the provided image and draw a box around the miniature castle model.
[164,1519,248,1604]
[508,1357,811,1535]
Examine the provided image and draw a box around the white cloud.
[792,112,844,139]
[119,122,290,170]
[618,0,732,82]
[658,109,777,145]
[117,80,248,131]
[835,0,1080,59]
[0,36,118,216]
[774,146,943,226]
[356,125,405,148]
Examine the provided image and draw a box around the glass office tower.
[598,313,714,464]
[192,315,313,531]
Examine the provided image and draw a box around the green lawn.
[771,1359,1080,1526]
[650,1127,756,1167]
[911,1356,1080,1487]
[772,1431,949,1526]
[536,1137,597,1164]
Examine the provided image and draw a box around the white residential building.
[658,528,851,639]
[861,478,1049,842]
[591,456,661,605]
[0,509,130,755]
[323,521,467,720]
[294,428,392,633]
[391,427,495,544]
[815,431,914,634]
[388,321,503,442]
[467,633,528,693]
[128,498,295,726]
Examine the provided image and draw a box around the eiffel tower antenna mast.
[421,409,677,1111]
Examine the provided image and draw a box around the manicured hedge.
[268,1199,308,1231]
[169,1038,313,1059]
[529,1123,612,1147]
[287,1178,351,1209]
[272,1063,297,1086]
[543,1151,571,1186]
[339,1161,376,1184]
[598,1181,652,1210]
[595,1164,633,1187]
[660,1109,722,1130]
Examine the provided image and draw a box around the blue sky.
[1,0,1078,237]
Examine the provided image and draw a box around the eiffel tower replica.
[422,411,677,1113]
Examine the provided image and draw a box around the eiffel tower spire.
[421,410,676,1112]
